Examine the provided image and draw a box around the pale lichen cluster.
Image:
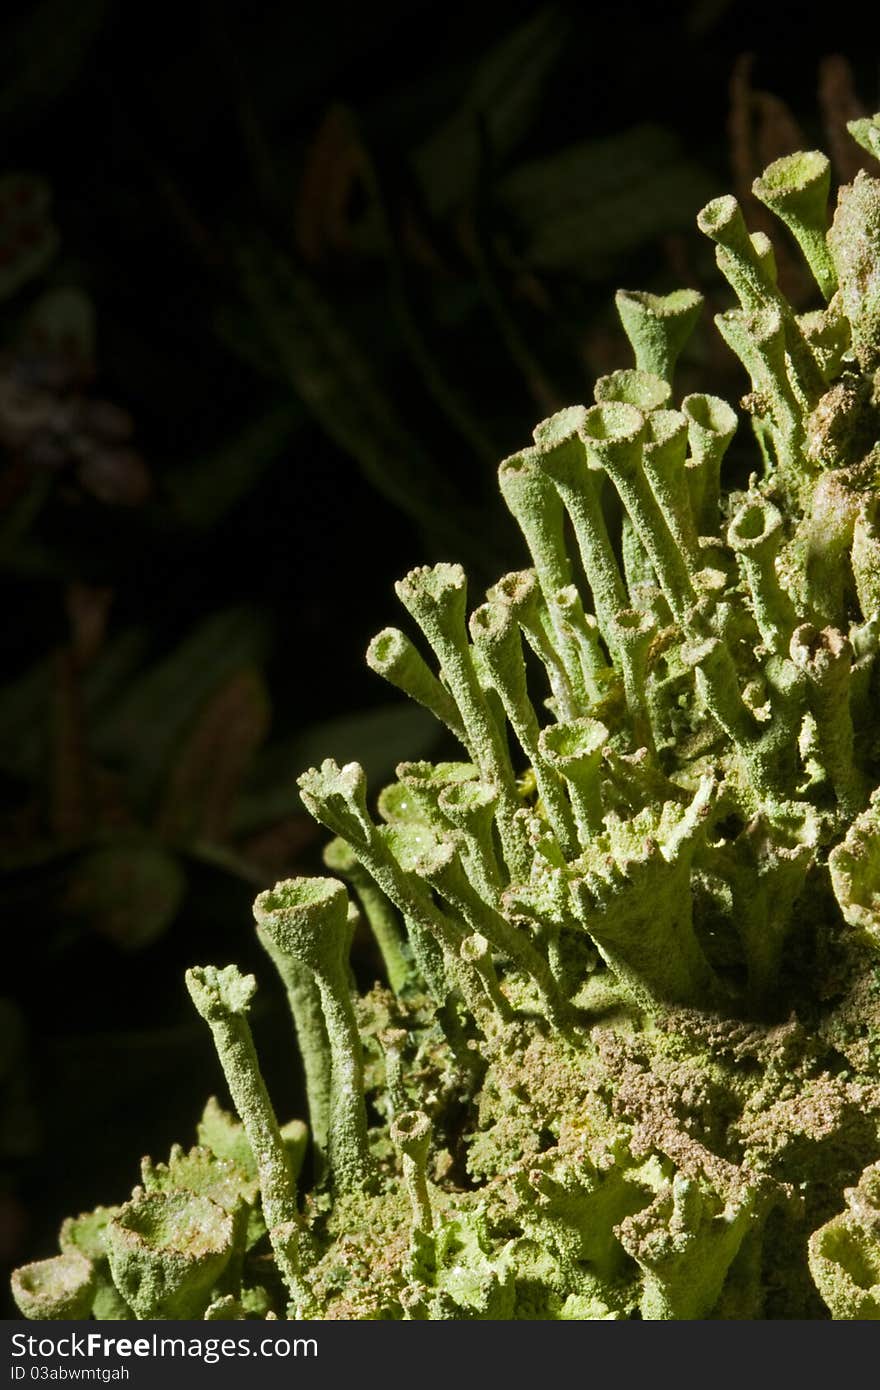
[12,115,880,1320]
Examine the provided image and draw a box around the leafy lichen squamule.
[13,121,880,1319]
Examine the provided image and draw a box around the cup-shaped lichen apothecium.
[12,117,880,1320]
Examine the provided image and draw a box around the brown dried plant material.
[728,55,810,305]
[294,105,368,266]
[156,667,271,843]
[64,583,113,670]
[819,56,878,183]
[729,56,805,211]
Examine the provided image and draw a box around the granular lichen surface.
[12,117,880,1320]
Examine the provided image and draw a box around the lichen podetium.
[13,117,880,1320]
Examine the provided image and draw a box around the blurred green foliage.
[0,0,876,1311]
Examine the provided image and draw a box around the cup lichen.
[12,128,880,1319]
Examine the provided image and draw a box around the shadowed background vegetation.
[1,0,878,1314]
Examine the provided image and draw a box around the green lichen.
[11,1250,96,1321]
[13,132,880,1320]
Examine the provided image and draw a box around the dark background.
[1,0,878,1315]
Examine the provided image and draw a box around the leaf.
[412,6,571,216]
[0,0,109,127]
[494,126,718,275]
[233,701,442,834]
[82,630,151,721]
[22,287,96,366]
[93,609,271,811]
[294,104,368,265]
[234,814,321,883]
[156,667,271,842]
[167,403,304,529]
[59,839,187,950]
[234,240,506,569]
[0,618,268,812]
